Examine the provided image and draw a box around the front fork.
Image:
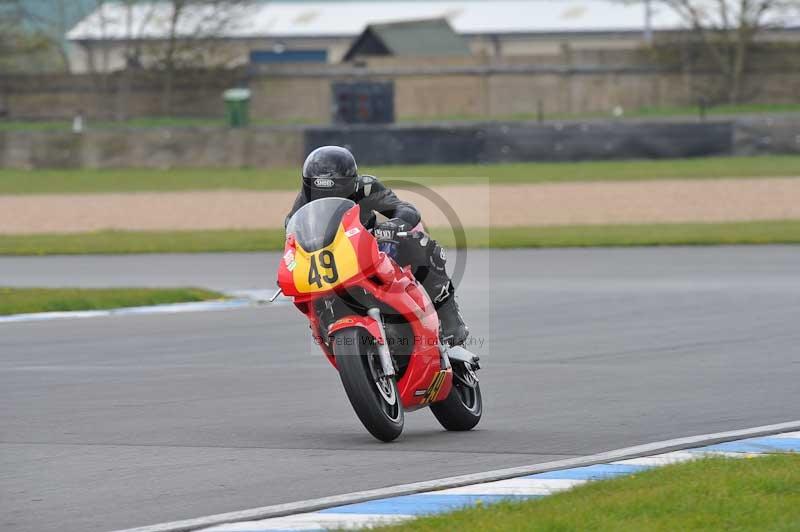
[367,307,395,378]
[365,308,480,385]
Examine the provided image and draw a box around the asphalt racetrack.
[2,247,799,532]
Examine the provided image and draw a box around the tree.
[70,1,249,115]
[656,0,800,103]
[138,0,251,113]
[0,0,72,72]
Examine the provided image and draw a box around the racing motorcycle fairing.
[277,199,452,410]
[280,198,380,297]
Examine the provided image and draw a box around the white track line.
[434,478,585,496]
[111,419,800,532]
[612,449,758,467]
[0,291,296,324]
[204,513,412,532]
[197,435,796,532]
[0,299,255,324]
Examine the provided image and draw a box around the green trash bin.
[223,88,251,128]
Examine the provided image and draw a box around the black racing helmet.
[302,146,358,201]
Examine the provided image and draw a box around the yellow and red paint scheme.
[277,204,452,411]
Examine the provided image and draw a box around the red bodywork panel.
[277,204,452,410]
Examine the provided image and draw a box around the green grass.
[621,102,800,118]
[401,102,800,123]
[456,220,800,249]
[1,155,798,195]
[0,229,287,255]
[0,116,318,132]
[3,102,797,132]
[0,287,224,315]
[1,220,797,255]
[0,117,222,132]
[374,454,800,532]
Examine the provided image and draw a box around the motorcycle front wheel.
[334,327,404,442]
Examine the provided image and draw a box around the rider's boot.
[435,286,469,347]
[424,275,469,347]
[401,232,469,346]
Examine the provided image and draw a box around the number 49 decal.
[307,250,339,288]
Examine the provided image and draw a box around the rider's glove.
[374,218,410,244]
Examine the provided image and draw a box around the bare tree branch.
[654,0,793,102]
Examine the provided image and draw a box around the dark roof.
[343,18,471,61]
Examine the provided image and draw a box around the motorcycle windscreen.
[286,197,356,252]
[286,197,361,294]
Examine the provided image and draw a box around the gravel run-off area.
[1,178,799,234]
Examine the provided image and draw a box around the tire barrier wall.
[733,116,800,156]
[1,118,797,169]
[305,121,734,165]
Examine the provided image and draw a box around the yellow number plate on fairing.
[292,224,360,293]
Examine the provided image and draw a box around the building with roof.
[343,18,470,61]
[65,0,799,72]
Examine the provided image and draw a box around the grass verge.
[0,116,316,132]
[454,220,800,249]
[0,287,224,316]
[1,155,798,195]
[0,230,286,255]
[0,220,798,255]
[2,103,797,132]
[374,454,800,532]
[401,102,800,123]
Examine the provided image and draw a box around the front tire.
[334,327,404,442]
[430,362,482,431]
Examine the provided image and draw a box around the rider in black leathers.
[285,146,469,346]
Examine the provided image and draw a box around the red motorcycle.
[275,197,482,442]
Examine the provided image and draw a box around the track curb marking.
[0,289,296,324]
[111,419,800,532]
[0,299,255,323]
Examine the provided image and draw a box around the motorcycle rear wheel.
[334,327,404,442]
[430,362,482,431]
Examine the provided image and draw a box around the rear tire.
[430,362,482,431]
[334,327,404,442]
